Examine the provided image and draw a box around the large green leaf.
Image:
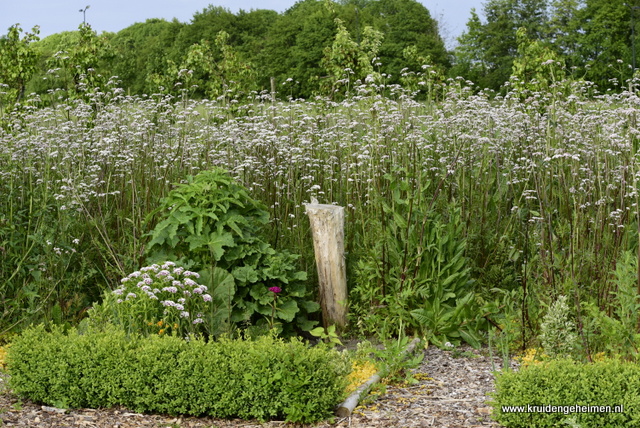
[276,299,299,322]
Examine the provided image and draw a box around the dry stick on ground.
[336,337,422,417]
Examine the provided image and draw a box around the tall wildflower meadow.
[2,78,640,352]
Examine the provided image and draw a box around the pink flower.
[269,286,282,293]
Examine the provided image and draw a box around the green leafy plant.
[538,295,580,359]
[309,324,343,347]
[373,335,424,386]
[7,324,350,423]
[0,24,40,110]
[144,168,318,334]
[350,169,480,346]
[581,251,640,361]
[491,359,640,427]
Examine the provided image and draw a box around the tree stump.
[305,202,348,328]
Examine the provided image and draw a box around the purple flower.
[202,294,212,302]
[193,318,204,324]
[269,286,282,294]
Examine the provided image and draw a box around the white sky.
[0,0,484,47]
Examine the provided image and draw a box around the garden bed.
[0,344,510,427]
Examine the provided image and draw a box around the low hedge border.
[490,358,640,427]
[6,324,350,423]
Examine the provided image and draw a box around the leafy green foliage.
[109,19,184,95]
[373,335,424,385]
[145,168,318,334]
[151,31,258,101]
[320,18,383,97]
[491,359,640,427]
[511,26,566,95]
[350,170,481,346]
[581,251,640,361]
[310,324,343,347]
[44,24,114,100]
[0,24,40,109]
[538,295,580,359]
[7,324,351,423]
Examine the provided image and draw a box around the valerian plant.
[143,168,319,335]
[89,261,233,338]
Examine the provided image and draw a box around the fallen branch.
[336,337,422,417]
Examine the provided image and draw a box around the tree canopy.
[4,0,640,101]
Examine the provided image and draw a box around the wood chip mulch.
[0,345,514,427]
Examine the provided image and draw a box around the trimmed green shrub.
[490,359,640,427]
[7,324,350,423]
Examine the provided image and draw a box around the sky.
[0,0,485,48]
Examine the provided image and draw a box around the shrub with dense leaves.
[490,359,640,427]
[143,168,319,334]
[7,324,351,423]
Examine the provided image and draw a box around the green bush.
[142,168,319,334]
[490,359,640,427]
[7,324,350,423]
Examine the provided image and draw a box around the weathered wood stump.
[305,202,348,328]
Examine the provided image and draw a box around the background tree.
[320,18,383,96]
[234,9,280,91]
[511,26,566,93]
[576,0,634,88]
[453,0,551,90]
[109,19,184,94]
[548,0,584,72]
[0,24,40,107]
[354,0,449,83]
[43,24,114,99]
[450,9,488,86]
[265,0,340,97]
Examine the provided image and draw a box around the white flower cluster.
[115,261,212,324]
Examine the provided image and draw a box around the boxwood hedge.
[6,324,350,423]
